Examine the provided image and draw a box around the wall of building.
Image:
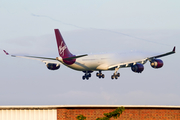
[0,109,57,120]
[0,105,180,120]
[57,107,180,120]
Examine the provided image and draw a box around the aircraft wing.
[3,50,60,64]
[148,46,176,59]
[3,50,88,64]
[108,46,176,70]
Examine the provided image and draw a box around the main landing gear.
[82,71,93,80]
[111,73,120,79]
[96,71,105,79]
[111,67,120,80]
[82,70,121,80]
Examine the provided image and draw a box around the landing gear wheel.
[111,75,115,80]
[82,76,85,80]
[111,72,120,79]
[96,72,99,77]
[117,73,120,77]
[102,74,105,78]
[89,74,91,77]
[96,71,105,79]
[82,71,93,80]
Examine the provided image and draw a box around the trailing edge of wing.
[108,59,148,70]
[22,56,57,60]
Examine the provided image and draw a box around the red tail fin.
[54,29,74,58]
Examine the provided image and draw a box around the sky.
[0,0,180,105]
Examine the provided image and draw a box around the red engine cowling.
[46,63,60,70]
[150,59,163,68]
[131,63,144,73]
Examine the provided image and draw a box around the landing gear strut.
[82,71,93,80]
[111,67,120,80]
[96,71,105,79]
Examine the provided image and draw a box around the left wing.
[148,46,176,59]
[108,46,176,70]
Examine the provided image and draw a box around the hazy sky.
[0,0,180,105]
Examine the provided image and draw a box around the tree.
[76,114,86,120]
[76,107,125,120]
[96,107,125,120]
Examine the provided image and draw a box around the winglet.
[3,50,9,55]
[173,46,176,53]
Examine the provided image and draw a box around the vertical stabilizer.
[54,29,74,58]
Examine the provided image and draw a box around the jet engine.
[46,63,60,70]
[150,59,163,68]
[131,63,144,73]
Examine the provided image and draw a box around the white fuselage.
[57,51,154,71]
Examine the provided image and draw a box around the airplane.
[3,29,176,80]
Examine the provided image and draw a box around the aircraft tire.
[111,75,114,80]
[117,73,120,77]
[102,74,105,78]
[89,74,91,77]
[96,72,99,77]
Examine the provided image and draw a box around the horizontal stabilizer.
[63,54,88,60]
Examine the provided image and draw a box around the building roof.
[0,105,180,110]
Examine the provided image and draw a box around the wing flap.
[108,59,148,70]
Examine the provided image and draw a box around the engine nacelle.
[131,63,144,73]
[46,63,60,70]
[150,59,163,68]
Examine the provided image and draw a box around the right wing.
[3,50,88,64]
[3,50,60,65]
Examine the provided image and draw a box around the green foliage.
[104,107,125,119]
[76,114,86,120]
[76,107,125,120]
[96,107,125,120]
